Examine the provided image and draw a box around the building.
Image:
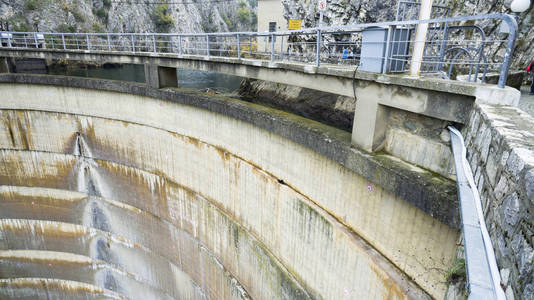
[257,0,287,54]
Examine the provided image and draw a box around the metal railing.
[449,126,506,300]
[0,14,517,88]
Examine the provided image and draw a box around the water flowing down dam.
[0,72,471,300]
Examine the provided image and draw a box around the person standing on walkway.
[527,59,534,95]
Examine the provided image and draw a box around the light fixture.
[510,0,531,13]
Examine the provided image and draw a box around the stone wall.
[463,103,534,299]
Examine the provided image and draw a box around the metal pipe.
[62,34,66,50]
[206,35,209,57]
[237,34,241,59]
[270,34,275,62]
[152,34,156,53]
[448,126,506,300]
[131,34,135,52]
[280,35,284,60]
[316,30,321,67]
[86,34,90,50]
[178,35,182,56]
[410,0,433,76]
[498,15,518,88]
[107,34,111,51]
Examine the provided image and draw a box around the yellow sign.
[288,20,302,30]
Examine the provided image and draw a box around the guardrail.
[449,126,506,300]
[0,14,517,88]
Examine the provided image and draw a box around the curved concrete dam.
[0,74,460,299]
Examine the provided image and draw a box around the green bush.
[151,4,174,32]
[24,0,39,11]
[445,258,466,283]
[95,8,108,20]
[56,24,76,33]
[92,23,105,32]
[13,23,31,32]
[237,7,250,24]
[71,10,85,23]
[103,0,112,8]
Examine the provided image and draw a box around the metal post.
[34,33,38,48]
[249,36,252,56]
[107,34,111,51]
[409,0,433,76]
[316,30,321,67]
[152,34,156,53]
[498,15,518,88]
[131,34,135,52]
[382,26,393,74]
[206,35,210,56]
[178,35,182,56]
[24,34,28,48]
[7,34,11,48]
[280,34,284,60]
[86,33,90,50]
[270,34,275,62]
[62,34,66,50]
[237,34,241,59]
[169,36,173,53]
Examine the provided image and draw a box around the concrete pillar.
[351,83,389,152]
[144,64,178,89]
[0,57,10,73]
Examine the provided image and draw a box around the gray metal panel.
[360,27,387,73]
[389,27,412,72]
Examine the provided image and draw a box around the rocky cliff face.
[0,0,257,34]
[282,0,533,70]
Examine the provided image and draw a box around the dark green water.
[48,64,243,93]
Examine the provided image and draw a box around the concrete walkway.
[520,85,534,117]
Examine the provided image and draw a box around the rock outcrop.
[0,0,257,34]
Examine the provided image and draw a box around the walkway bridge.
[0,13,524,300]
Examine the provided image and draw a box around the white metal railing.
[0,13,518,88]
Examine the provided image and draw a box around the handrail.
[0,13,517,88]
[448,126,506,300]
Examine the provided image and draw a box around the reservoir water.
[48,63,243,93]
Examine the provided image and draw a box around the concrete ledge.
[0,48,520,106]
[0,73,459,229]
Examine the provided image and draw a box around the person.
[527,59,534,95]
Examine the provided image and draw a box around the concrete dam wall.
[0,74,460,299]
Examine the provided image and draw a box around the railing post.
[86,34,90,50]
[237,34,241,59]
[280,34,284,60]
[107,34,111,51]
[270,34,275,62]
[178,35,182,56]
[206,35,210,56]
[316,30,321,67]
[62,34,66,50]
[498,15,518,89]
[169,36,173,53]
[33,33,38,48]
[152,34,156,53]
[24,34,28,48]
[7,34,11,48]
[249,36,252,56]
[131,34,135,52]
